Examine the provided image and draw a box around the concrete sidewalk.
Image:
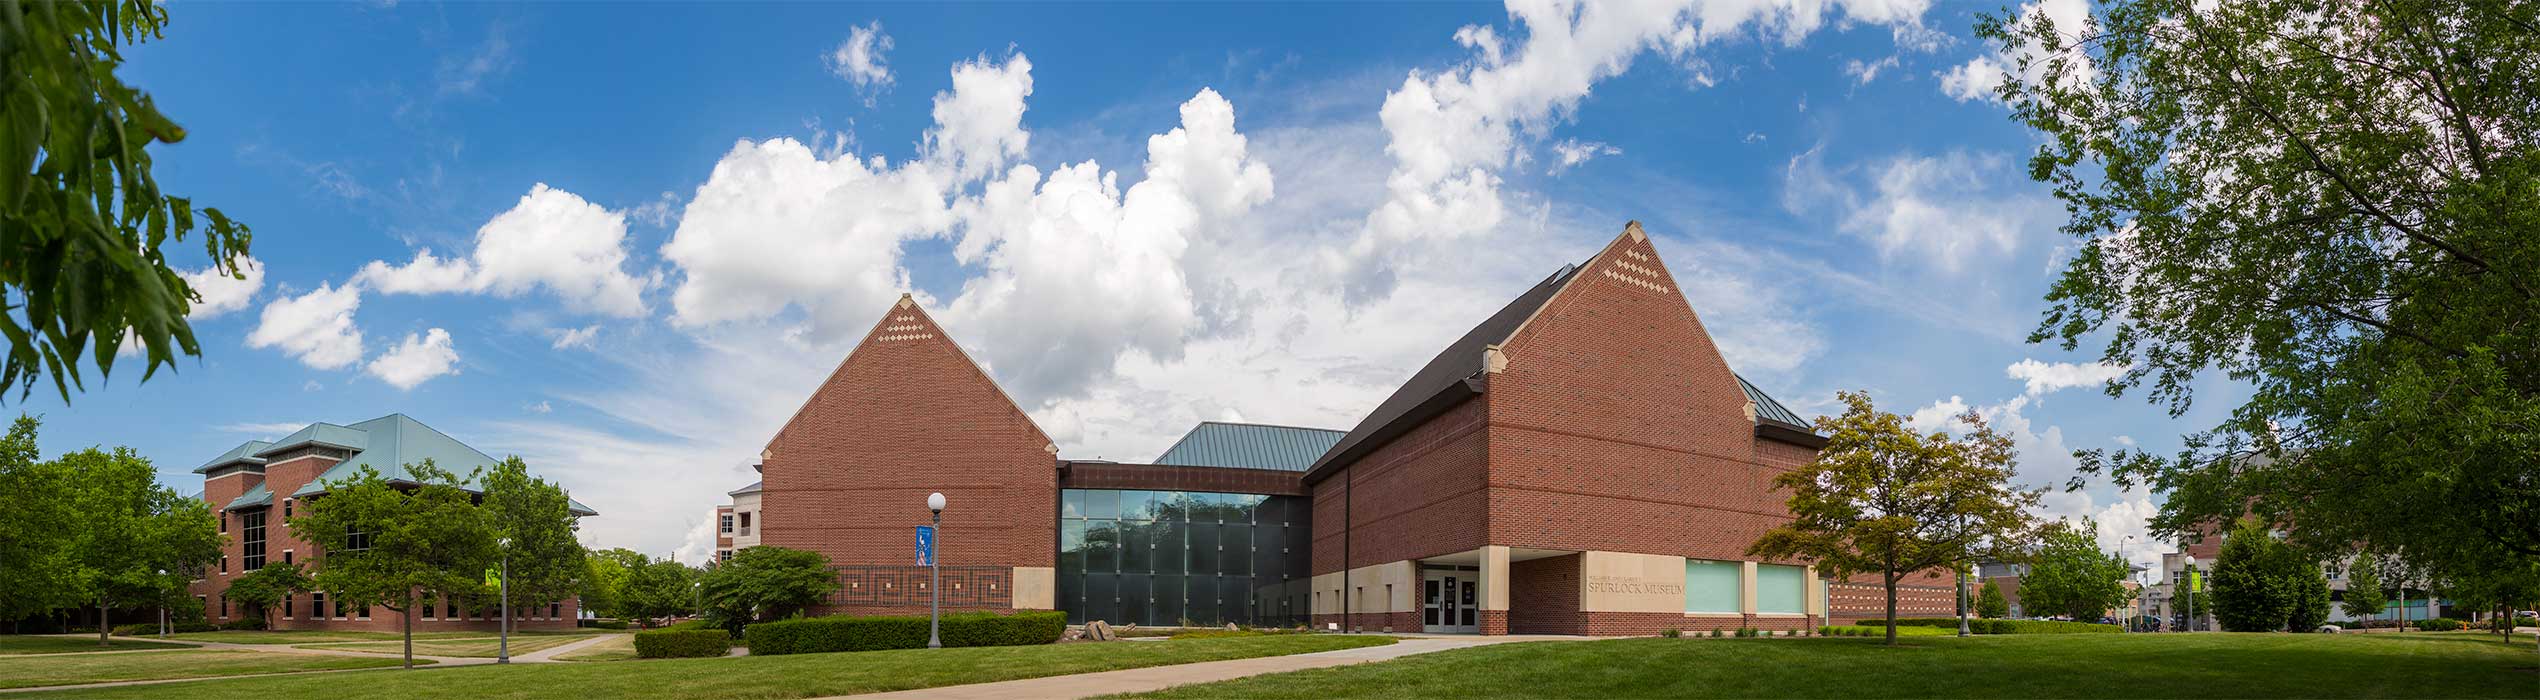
[828,635,1581,700]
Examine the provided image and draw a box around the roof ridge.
[1192,420,1345,434]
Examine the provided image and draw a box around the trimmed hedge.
[1821,624,1948,637]
[747,611,1066,656]
[579,618,629,630]
[1854,618,2120,635]
[634,629,733,658]
[2414,618,2465,631]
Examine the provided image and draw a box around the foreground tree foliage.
[1750,391,2041,645]
[290,462,494,668]
[2020,518,2134,622]
[580,547,648,620]
[620,555,699,627]
[59,444,219,644]
[0,417,71,627]
[697,546,840,634]
[481,457,586,613]
[2338,557,2387,630]
[1984,0,2540,580]
[1976,578,2011,619]
[2208,519,2333,632]
[222,561,309,630]
[0,0,254,401]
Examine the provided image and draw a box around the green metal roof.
[225,482,273,510]
[211,414,595,516]
[1735,374,1812,431]
[1155,421,1346,472]
[254,422,369,456]
[194,440,273,474]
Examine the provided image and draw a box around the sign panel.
[915,525,936,567]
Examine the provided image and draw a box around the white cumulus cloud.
[826,20,895,106]
[247,283,364,370]
[1547,139,1620,175]
[358,184,649,317]
[182,256,266,319]
[1937,0,2095,104]
[2005,358,2125,397]
[367,327,460,390]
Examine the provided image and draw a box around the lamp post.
[497,536,512,664]
[2119,536,2135,632]
[926,492,945,649]
[2182,555,2198,633]
[1956,562,1971,637]
[155,569,168,638]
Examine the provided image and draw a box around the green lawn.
[17,635,1395,699]
[145,630,501,644]
[300,634,609,658]
[0,649,418,689]
[550,633,637,662]
[1123,633,2539,699]
[0,636,194,655]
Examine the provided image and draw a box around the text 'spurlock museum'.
[724,222,1957,635]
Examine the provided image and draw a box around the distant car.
[2316,624,2343,633]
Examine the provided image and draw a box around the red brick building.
[187,414,594,632]
[735,222,1948,634]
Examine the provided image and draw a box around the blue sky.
[41,0,2229,567]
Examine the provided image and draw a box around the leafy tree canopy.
[57,444,218,643]
[2338,556,2387,623]
[1976,578,2011,619]
[481,456,586,607]
[0,416,73,621]
[620,555,699,627]
[289,461,493,667]
[1,0,254,401]
[2019,518,2135,621]
[580,547,647,620]
[2207,518,2333,632]
[698,546,838,634]
[1749,390,2041,644]
[222,561,309,628]
[1984,0,2540,579]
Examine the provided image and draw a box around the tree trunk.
[96,596,109,646]
[401,592,415,670]
[1884,573,1900,646]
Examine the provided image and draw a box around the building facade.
[726,222,1946,634]
[187,414,594,632]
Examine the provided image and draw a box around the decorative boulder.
[1086,620,1115,641]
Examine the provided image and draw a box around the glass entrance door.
[1423,570,1478,633]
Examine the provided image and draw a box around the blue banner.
[915,525,936,567]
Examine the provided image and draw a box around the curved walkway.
[826,634,1587,700]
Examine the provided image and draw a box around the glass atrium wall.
[1057,489,1312,627]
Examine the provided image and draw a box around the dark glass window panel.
[1120,522,1152,575]
[1059,520,1086,573]
[1219,577,1250,626]
[1154,520,1186,575]
[1184,581,1220,627]
[1253,523,1283,578]
[1085,574,1118,625]
[1187,523,1219,573]
[1085,490,1120,520]
[1117,575,1151,627]
[1462,607,1477,626]
[1120,491,1157,522]
[1151,575,1185,626]
[1254,497,1285,527]
[1153,492,1188,522]
[1220,524,1251,576]
[1058,569,1084,624]
[1062,490,1085,519]
[1084,520,1118,574]
[1231,494,1262,524]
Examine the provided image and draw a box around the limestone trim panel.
[1011,566,1055,610]
[1309,560,1419,615]
[1580,550,1688,613]
[1480,545,1511,611]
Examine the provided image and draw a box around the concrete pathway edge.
[825,635,1584,700]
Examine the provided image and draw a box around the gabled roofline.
[761,294,1055,461]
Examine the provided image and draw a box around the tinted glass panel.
[1120,522,1152,574]
[1120,491,1157,522]
[1220,525,1251,576]
[1054,490,1310,628]
[1154,520,1186,575]
[1062,490,1085,519]
[1084,521,1118,573]
[1151,575,1185,626]
[1085,490,1120,520]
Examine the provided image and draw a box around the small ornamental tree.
[1749,390,2041,645]
[1976,579,2011,619]
[620,556,698,627]
[2339,558,2386,631]
[2021,518,2134,621]
[290,462,494,668]
[2287,564,2332,632]
[223,562,310,629]
[481,457,586,614]
[60,446,220,645]
[697,546,839,634]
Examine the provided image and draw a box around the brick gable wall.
[1309,396,1489,576]
[759,298,1055,614]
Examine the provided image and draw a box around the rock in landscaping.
[1087,620,1115,641]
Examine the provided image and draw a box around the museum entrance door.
[1422,569,1478,633]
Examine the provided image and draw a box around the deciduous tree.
[1982,0,2540,586]
[0,0,254,402]
[222,561,308,630]
[2340,557,2387,631]
[290,462,493,668]
[1976,578,2011,619]
[580,547,646,620]
[0,417,73,628]
[1749,391,2041,645]
[2020,518,2133,621]
[59,446,218,645]
[619,556,697,627]
[697,546,838,634]
[480,457,585,613]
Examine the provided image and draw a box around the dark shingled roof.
[1304,263,1580,482]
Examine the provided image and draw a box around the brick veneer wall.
[1309,397,1489,576]
[759,299,1055,615]
[1485,230,1816,567]
[1061,463,1306,497]
[1508,554,1582,634]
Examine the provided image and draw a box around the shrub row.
[578,618,630,630]
[746,610,1066,656]
[220,618,265,631]
[110,622,216,635]
[1854,618,2120,635]
[2413,618,2466,631]
[1820,624,1948,637]
[633,629,733,658]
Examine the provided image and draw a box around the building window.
[739,512,752,535]
[220,595,229,618]
[359,604,371,619]
[1756,564,1807,614]
[312,591,326,618]
[719,513,734,534]
[283,499,293,518]
[283,550,294,565]
[220,555,228,575]
[344,527,372,552]
[1053,489,1297,628]
[716,549,731,563]
[284,597,294,619]
[240,511,267,571]
[1684,560,1740,613]
[550,602,560,618]
[220,513,228,533]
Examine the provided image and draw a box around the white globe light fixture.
[926,492,946,649]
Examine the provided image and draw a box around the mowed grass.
[1124,632,2540,699]
[300,634,605,658]
[145,630,496,644]
[550,634,637,662]
[0,649,417,689]
[0,636,193,655]
[17,634,1396,699]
